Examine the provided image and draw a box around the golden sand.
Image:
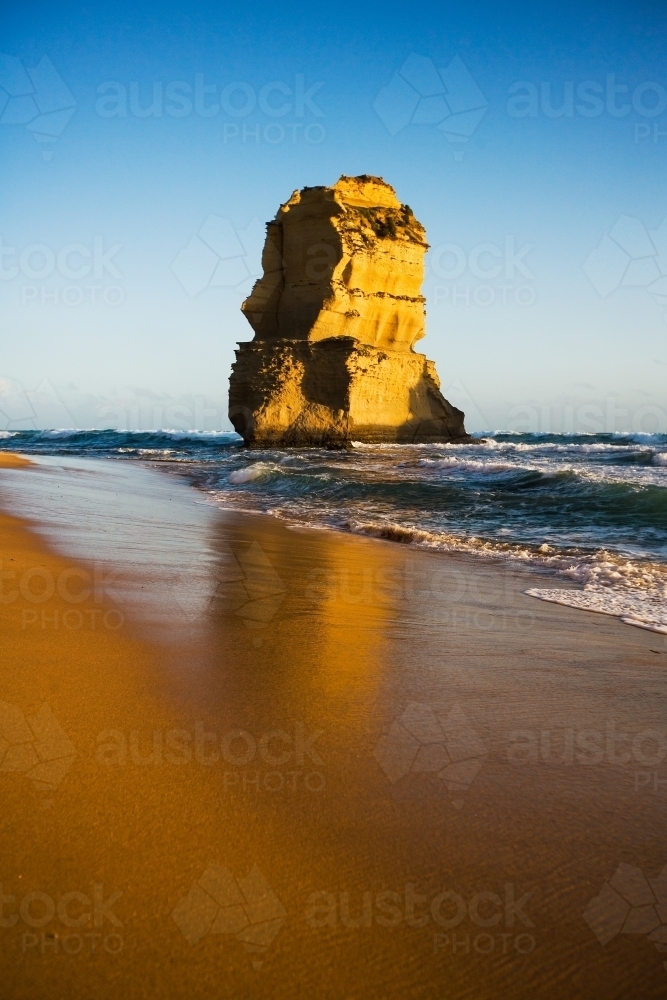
[0,488,666,998]
[0,452,33,468]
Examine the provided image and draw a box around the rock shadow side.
[229,339,467,448]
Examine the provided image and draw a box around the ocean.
[1,429,666,635]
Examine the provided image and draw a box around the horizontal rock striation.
[229,175,469,447]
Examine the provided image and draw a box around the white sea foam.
[37,428,80,438]
[418,456,525,474]
[526,586,667,634]
[152,429,241,440]
[113,429,240,440]
[410,439,667,488]
[345,517,659,574]
[118,447,177,455]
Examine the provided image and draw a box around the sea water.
[2,429,666,633]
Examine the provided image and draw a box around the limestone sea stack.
[229,175,470,447]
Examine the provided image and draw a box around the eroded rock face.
[229,175,469,446]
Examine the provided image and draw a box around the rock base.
[229,338,470,448]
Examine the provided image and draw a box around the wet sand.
[0,453,32,467]
[0,456,666,999]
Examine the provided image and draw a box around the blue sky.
[1,0,666,432]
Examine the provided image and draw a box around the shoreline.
[162,458,667,639]
[3,450,667,643]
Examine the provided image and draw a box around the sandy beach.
[1,454,666,999]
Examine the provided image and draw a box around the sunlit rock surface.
[229,175,469,447]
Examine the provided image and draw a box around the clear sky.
[1,0,666,432]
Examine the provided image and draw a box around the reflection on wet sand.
[1,459,666,999]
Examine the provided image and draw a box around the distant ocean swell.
[1,430,665,634]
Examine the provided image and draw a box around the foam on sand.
[526,585,667,634]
